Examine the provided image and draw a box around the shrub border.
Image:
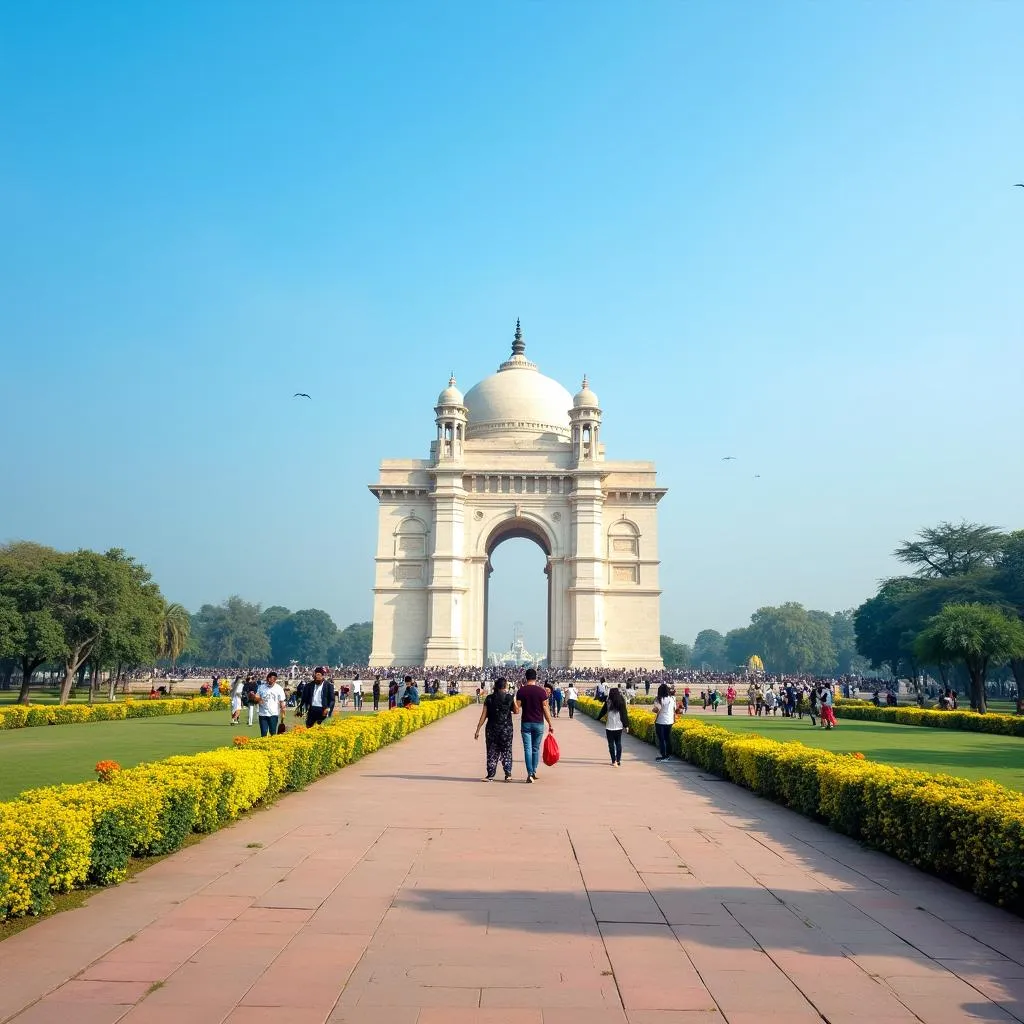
[833,702,1024,737]
[0,697,471,922]
[0,697,234,730]
[577,696,1024,915]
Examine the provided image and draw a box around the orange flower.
[94,760,122,783]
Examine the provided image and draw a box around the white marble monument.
[368,322,666,668]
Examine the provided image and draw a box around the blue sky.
[2,1,1022,655]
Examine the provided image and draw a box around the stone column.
[423,469,469,665]
[567,470,608,666]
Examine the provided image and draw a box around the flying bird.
[1016,184,1024,187]
[293,393,312,399]
[722,456,737,461]
[754,474,761,479]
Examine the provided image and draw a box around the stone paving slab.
[1,706,1023,1024]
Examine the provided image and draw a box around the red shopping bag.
[542,732,560,767]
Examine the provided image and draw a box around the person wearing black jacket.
[303,667,335,728]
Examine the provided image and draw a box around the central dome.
[463,322,572,440]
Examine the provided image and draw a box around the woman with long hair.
[652,682,674,761]
[473,677,517,781]
[597,686,629,767]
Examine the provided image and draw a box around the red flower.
[95,760,122,783]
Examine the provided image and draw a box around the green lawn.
[687,712,1024,792]
[0,706,375,800]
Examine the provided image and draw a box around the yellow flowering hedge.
[833,702,1024,737]
[0,696,232,730]
[577,696,1024,914]
[0,696,470,921]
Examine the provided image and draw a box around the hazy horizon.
[3,2,1021,654]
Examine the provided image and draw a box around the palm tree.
[158,603,191,674]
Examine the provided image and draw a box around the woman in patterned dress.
[473,677,517,782]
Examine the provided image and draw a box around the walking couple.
[474,668,554,783]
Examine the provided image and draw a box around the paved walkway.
[2,708,1022,1024]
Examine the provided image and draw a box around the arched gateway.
[368,322,666,668]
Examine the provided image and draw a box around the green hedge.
[834,702,1024,737]
[577,697,1024,915]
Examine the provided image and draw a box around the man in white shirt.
[352,677,363,711]
[257,671,287,737]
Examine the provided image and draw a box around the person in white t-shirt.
[653,683,675,761]
[257,671,286,737]
[565,685,579,719]
[353,677,363,710]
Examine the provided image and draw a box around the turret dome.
[573,375,600,409]
[436,375,464,408]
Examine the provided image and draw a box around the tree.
[692,629,727,671]
[191,596,271,666]
[747,602,836,674]
[660,635,691,668]
[270,609,338,665]
[993,530,1024,704]
[0,544,67,703]
[260,605,292,635]
[330,622,373,665]
[92,569,165,700]
[828,609,867,675]
[895,521,1004,579]
[51,549,158,704]
[158,603,191,669]
[724,627,756,669]
[915,604,1024,714]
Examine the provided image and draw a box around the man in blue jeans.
[515,668,554,783]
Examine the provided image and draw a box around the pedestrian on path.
[596,686,629,767]
[566,684,578,719]
[515,668,554,783]
[820,684,837,729]
[473,677,517,781]
[256,671,286,737]
[372,677,381,711]
[652,683,675,761]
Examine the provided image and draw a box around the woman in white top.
[596,687,630,766]
[653,683,675,761]
[566,685,579,719]
[230,675,244,724]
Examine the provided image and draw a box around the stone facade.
[368,326,666,668]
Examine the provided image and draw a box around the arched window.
[607,519,640,584]
[394,515,428,558]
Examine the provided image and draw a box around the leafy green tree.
[260,605,292,634]
[660,635,691,668]
[270,609,338,665]
[915,603,1024,713]
[724,626,756,669]
[192,596,271,666]
[895,521,1004,579]
[330,621,373,665]
[993,530,1024,703]
[828,609,867,674]
[91,569,165,700]
[692,629,728,671]
[0,543,66,703]
[748,602,836,674]
[52,549,159,704]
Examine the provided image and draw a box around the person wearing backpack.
[596,686,629,767]
[652,683,675,761]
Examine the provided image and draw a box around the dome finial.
[512,318,525,357]
[582,374,589,389]
[449,372,457,387]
